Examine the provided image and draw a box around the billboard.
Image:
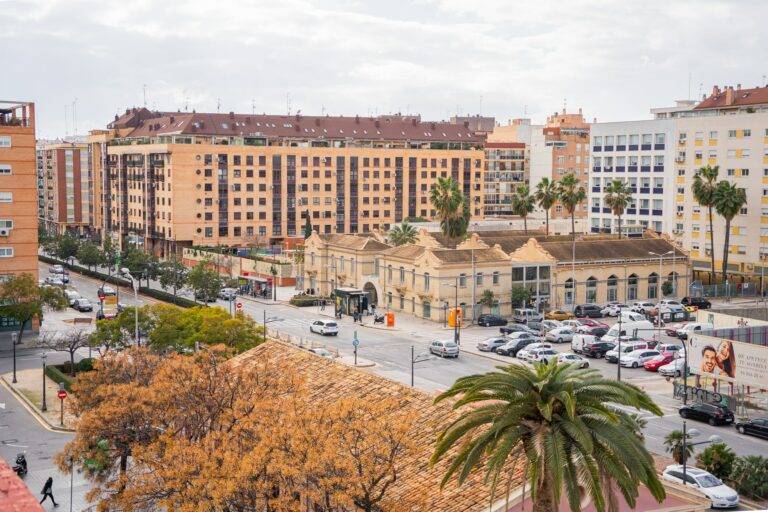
[687,334,768,388]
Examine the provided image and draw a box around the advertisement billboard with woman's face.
[688,334,768,388]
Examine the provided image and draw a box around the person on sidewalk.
[40,476,59,507]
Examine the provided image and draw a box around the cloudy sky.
[3,0,767,138]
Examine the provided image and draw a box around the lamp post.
[681,424,723,485]
[649,250,673,345]
[11,332,18,384]
[410,345,434,387]
[41,352,47,412]
[121,268,140,346]
[262,310,282,339]
[442,279,460,345]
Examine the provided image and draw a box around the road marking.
[4,443,27,448]
[0,403,4,410]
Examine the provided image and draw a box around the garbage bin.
[386,311,395,327]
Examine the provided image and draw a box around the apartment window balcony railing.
[628,144,638,151]
[639,187,650,194]
[652,187,663,194]
[604,145,614,152]
[591,206,600,213]
[602,207,611,213]
[604,166,613,172]
[616,145,626,151]
[641,144,652,150]
[629,187,637,193]
[591,186,601,193]
[639,208,649,215]
[627,208,636,214]
[592,166,601,172]
[653,165,664,172]
[592,146,602,152]
[654,144,665,150]
[640,165,651,172]
[591,226,600,233]
[628,165,638,172]
[652,209,663,216]
[615,166,626,172]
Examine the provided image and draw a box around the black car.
[735,418,768,439]
[681,296,711,309]
[495,337,536,357]
[500,324,534,335]
[573,304,603,318]
[478,314,508,327]
[582,341,615,358]
[679,402,735,426]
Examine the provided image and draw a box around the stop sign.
[235,302,243,311]
[57,390,68,400]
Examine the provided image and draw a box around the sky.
[3,0,767,139]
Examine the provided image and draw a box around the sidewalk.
[1,369,76,431]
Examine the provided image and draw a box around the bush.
[45,364,74,391]
[138,286,197,308]
[696,443,736,480]
[730,455,768,500]
[289,294,328,307]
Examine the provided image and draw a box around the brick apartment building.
[88,109,486,256]
[37,140,93,236]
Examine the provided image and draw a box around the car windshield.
[651,354,667,362]
[325,322,337,327]
[444,342,458,348]
[696,474,722,488]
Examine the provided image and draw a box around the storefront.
[332,287,368,316]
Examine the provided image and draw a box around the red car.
[579,318,608,328]
[665,324,686,336]
[643,353,676,372]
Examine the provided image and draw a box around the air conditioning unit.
[0,228,10,237]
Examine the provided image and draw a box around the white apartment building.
[588,119,677,234]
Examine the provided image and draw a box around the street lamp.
[442,279,460,345]
[649,250,673,344]
[681,424,723,485]
[121,268,140,346]
[41,352,47,412]
[410,345,434,387]
[11,332,18,384]
[262,309,282,338]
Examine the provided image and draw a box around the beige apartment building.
[303,228,687,322]
[89,109,485,255]
[671,85,768,282]
[483,142,528,216]
[37,141,93,236]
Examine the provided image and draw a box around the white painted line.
[5,444,28,448]
[0,403,4,410]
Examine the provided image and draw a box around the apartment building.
[483,142,528,216]
[0,101,37,280]
[89,109,485,255]
[37,140,93,236]
[588,118,677,234]
[672,85,768,280]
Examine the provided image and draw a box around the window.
[744,129,751,137]
[458,273,467,287]
[492,271,500,285]
[399,266,405,283]
[593,136,603,146]
[0,192,12,203]
[0,137,10,148]
[476,272,483,286]
[0,164,10,175]
[424,273,430,291]
[586,276,597,303]
[0,247,13,257]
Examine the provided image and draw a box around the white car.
[429,340,459,358]
[516,342,552,360]
[527,348,559,364]
[49,264,65,274]
[64,289,81,306]
[600,302,627,317]
[545,326,574,344]
[476,336,508,352]
[676,322,714,340]
[309,347,335,358]
[309,320,339,336]
[658,299,684,313]
[558,353,589,368]
[619,349,661,368]
[658,358,687,377]
[561,319,582,330]
[44,276,65,286]
[538,320,562,333]
[661,465,739,509]
[631,301,656,314]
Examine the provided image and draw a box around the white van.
[601,320,654,344]
[571,334,597,354]
[618,310,646,323]
[513,308,543,324]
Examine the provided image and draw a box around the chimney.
[170,116,175,123]
[374,120,380,128]
[463,121,469,128]
[125,108,130,115]
[229,111,234,118]
[712,85,721,96]
[314,118,321,126]
[411,118,418,126]
[430,122,436,130]
[355,115,360,124]
[578,107,583,115]
[114,114,119,121]
[737,83,742,90]
[245,117,251,124]
[725,86,735,106]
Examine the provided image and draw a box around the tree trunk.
[523,216,528,235]
[532,477,555,512]
[545,209,550,236]
[69,352,76,377]
[571,212,576,241]
[722,218,731,282]
[617,213,622,239]
[708,205,717,285]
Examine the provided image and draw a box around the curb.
[0,375,74,433]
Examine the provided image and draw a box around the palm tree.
[692,165,719,284]
[556,173,586,241]
[534,178,558,235]
[663,429,693,465]
[511,184,535,234]
[432,362,665,512]
[388,222,418,246]
[430,177,469,240]
[713,181,747,282]
[604,179,633,238]
[479,289,495,313]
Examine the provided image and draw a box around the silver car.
[430,340,459,358]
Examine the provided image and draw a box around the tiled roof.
[319,233,391,251]
[431,247,509,264]
[380,244,426,259]
[231,341,522,511]
[540,238,686,263]
[0,459,44,512]
[694,85,768,110]
[117,111,486,143]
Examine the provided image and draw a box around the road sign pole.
[353,330,359,366]
[60,397,64,426]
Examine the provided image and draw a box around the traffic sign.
[235,302,243,311]
[352,338,359,347]
[57,390,68,400]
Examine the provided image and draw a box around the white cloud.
[1,0,766,137]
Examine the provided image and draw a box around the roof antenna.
[184,96,189,112]
[64,104,69,138]
[687,71,692,100]
[143,84,147,107]
[72,97,77,137]
[321,105,326,116]
[287,92,292,116]
[479,95,483,116]
[251,98,256,115]
[216,97,221,113]
[763,74,767,87]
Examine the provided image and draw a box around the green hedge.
[45,364,74,391]
[289,295,328,307]
[138,287,198,308]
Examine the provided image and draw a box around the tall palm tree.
[692,165,719,284]
[713,181,747,282]
[604,179,633,238]
[430,177,469,240]
[663,429,693,465]
[388,221,418,246]
[534,178,558,235]
[432,362,665,512]
[556,173,586,241]
[511,184,535,234]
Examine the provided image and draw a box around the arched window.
[564,278,575,305]
[667,271,678,296]
[424,272,430,291]
[399,266,405,283]
[387,265,392,281]
[648,272,659,299]
[607,274,618,302]
[586,276,597,303]
[423,300,431,318]
[340,256,345,272]
[627,273,638,301]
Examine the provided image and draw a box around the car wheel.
[738,426,745,434]
[557,337,563,343]
[632,362,638,368]
[680,410,688,418]
[708,418,717,426]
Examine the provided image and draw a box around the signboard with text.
[688,334,768,388]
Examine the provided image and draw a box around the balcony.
[591,186,601,193]
[628,165,638,172]
[654,144,665,150]
[628,144,639,151]
[604,166,613,172]
[652,209,663,216]
[652,187,664,194]
[653,165,664,172]
[592,166,601,172]
[602,207,611,213]
[0,101,33,128]
[639,208,649,215]
[616,145,626,151]
[592,146,602,152]
[639,187,650,194]
[641,144,652,150]
[640,165,651,172]
[627,208,636,214]
[604,146,614,152]
[591,206,600,213]
[591,226,600,233]
[616,166,626,172]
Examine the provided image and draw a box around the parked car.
[500,323,537,335]
[528,348,559,364]
[309,347,335,358]
[581,341,616,358]
[477,314,508,327]
[676,322,714,340]
[545,326,574,344]
[578,318,608,328]
[49,264,65,274]
[620,349,661,368]
[601,320,655,344]
[309,320,339,336]
[679,402,735,426]
[657,343,684,356]
[496,336,538,357]
[630,301,656,315]
[576,325,608,338]
[64,289,81,306]
[194,292,217,303]
[573,304,603,318]
[71,298,93,312]
[605,341,652,364]
[526,320,545,333]
[666,323,686,336]
[658,358,687,377]
[600,302,627,317]
[218,288,238,300]
[681,296,712,310]
[516,342,552,360]
[545,309,573,321]
[476,336,508,352]
[513,308,543,324]
[571,333,597,354]
[429,340,459,358]
[538,319,563,333]
[734,417,768,440]
[658,299,684,313]
[558,353,589,368]
[661,465,739,509]
[44,276,65,287]
[643,352,676,372]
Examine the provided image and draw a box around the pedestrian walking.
[40,476,59,507]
